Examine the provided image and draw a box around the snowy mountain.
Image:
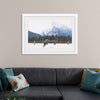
[28,31,41,38]
[28,26,72,38]
[46,26,72,37]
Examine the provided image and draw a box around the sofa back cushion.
[56,68,83,85]
[13,68,56,86]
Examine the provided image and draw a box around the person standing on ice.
[43,39,48,47]
[54,40,56,45]
[34,40,35,45]
[67,41,69,45]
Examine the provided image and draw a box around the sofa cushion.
[13,68,56,86]
[56,68,83,85]
[0,86,62,100]
[58,86,100,100]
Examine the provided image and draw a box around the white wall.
[0,0,100,68]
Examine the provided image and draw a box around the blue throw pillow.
[80,68,100,93]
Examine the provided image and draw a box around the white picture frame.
[22,14,78,54]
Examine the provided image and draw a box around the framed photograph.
[22,14,78,54]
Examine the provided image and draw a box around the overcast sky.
[28,20,72,35]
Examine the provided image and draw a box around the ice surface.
[28,43,73,49]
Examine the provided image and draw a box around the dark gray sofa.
[0,68,100,100]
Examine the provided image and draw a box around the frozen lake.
[28,43,73,49]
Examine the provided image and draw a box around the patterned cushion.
[80,68,100,93]
[7,74,29,92]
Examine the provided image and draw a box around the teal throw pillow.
[3,68,14,90]
[4,68,14,76]
[0,80,3,91]
[80,68,100,93]
[0,68,9,90]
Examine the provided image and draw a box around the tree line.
[28,35,72,43]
